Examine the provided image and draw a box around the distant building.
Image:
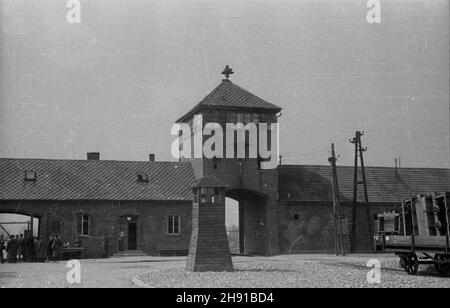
[1,73,449,257]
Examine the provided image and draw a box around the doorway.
[128,223,137,250]
[119,215,139,251]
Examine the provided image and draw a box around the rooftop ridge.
[279,164,450,170]
[0,157,189,164]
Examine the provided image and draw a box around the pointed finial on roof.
[221,65,234,80]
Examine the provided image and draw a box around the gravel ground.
[137,254,450,288]
[0,256,186,288]
[1,254,448,288]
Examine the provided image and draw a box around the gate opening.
[225,197,240,254]
[0,213,39,238]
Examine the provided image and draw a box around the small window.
[230,112,237,123]
[24,170,36,181]
[137,173,149,182]
[168,215,180,234]
[227,111,238,123]
[211,110,220,123]
[293,214,299,221]
[253,113,260,124]
[76,213,90,235]
[237,113,244,123]
[244,113,252,124]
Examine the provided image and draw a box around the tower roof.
[192,174,229,188]
[176,79,282,123]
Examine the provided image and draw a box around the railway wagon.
[374,192,450,276]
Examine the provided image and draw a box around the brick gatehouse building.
[1,75,449,258]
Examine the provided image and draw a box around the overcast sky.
[0,0,449,168]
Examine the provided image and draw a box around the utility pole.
[328,143,345,256]
[349,131,372,252]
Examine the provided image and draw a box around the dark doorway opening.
[119,215,139,251]
[128,223,137,250]
[128,222,137,250]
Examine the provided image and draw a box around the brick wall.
[278,201,398,253]
[0,199,192,258]
[198,110,280,255]
[186,198,233,272]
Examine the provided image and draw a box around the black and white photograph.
[0,0,449,292]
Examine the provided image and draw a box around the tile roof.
[279,165,450,203]
[0,158,196,201]
[193,174,229,188]
[177,79,282,122]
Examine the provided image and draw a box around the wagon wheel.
[404,253,419,275]
[434,254,450,277]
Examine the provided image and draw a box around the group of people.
[0,234,65,263]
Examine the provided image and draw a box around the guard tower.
[186,174,233,272]
[176,66,282,255]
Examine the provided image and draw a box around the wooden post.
[401,200,407,236]
[351,134,358,252]
[357,133,373,250]
[350,131,373,251]
[329,143,345,256]
[329,145,338,256]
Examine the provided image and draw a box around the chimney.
[87,152,100,160]
[149,154,155,162]
[394,157,402,175]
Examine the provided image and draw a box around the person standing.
[0,234,5,263]
[37,236,48,262]
[17,234,25,262]
[26,233,36,262]
[34,237,39,260]
[52,236,63,261]
[47,236,54,262]
[118,231,125,252]
[6,235,18,263]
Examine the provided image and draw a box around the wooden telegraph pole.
[349,131,372,252]
[329,143,345,256]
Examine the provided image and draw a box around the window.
[293,214,299,221]
[244,113,252,124]
[199,187,216,203]
[253,113,260,124]
[137,173,149,182]
[76,213,90,235]
[24,170,36,181]
[168,215,180,234]
[210,110,220,123]
[237,113,244,123]
[226,112,237,123]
